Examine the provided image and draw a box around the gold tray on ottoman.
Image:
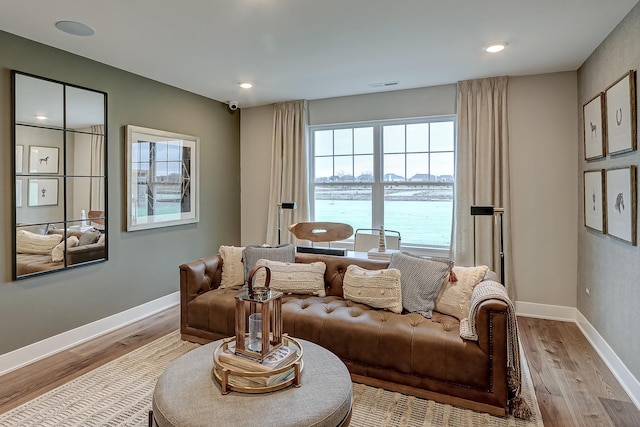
[212,335,304,394]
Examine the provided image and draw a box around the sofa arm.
[473,298,509,356]
[179,255,223,304]
[66,243,105,265]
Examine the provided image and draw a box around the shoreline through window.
[309,116,456,249]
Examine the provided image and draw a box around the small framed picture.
[16,179,22,208]
[583,93,605,160]
[29,146,59,174]
[606,166,637,245]
[16,145,24,174]
[583,169,605,233]
[605,70,637,155]
[28,178,59,207]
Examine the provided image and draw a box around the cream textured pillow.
[343,265,403,314]
[254,259,326,297]
[16,230,63,255]
[51,236,79,262]
[219,245,245,288]
[434,265,489,320]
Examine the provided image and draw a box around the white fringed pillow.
[343,265,403,314]
[434,265,489,320]
[51,236,79,262]
[16,230,63,255]
[219,245,245,288]
[254,259,327,297]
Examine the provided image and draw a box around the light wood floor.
[1,307,639,426]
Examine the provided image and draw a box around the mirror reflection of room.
[13,72,107,279]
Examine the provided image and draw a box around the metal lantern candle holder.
[234,265,283,362]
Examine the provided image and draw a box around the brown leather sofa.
[180,252,509,416]
[16,228,105,276]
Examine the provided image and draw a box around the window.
[309,116,455,248]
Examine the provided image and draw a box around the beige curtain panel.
[90,124,105,211]
[453,76,515,297]
[266,100,309,245]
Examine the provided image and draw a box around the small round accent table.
[151,338,352,427]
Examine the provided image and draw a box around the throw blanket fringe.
[459,280,532,420]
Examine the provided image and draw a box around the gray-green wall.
[578,3,640,379]
[0,31,241,353]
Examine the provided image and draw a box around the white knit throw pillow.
[434,265,489,320]
[16,230,63,255]
[51,236,79,262]
[343,265,403,314]
[254,259,327,297]
[219,245,245,288]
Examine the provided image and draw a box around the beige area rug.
[0,331,543,427]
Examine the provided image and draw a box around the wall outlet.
[585,287,591,297]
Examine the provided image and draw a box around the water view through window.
[311,117,455,248]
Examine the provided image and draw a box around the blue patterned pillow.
[389,251,452,318]
[242,244,295,283]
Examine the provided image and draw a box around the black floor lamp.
[470,206,505,287]
[277,202,296,245]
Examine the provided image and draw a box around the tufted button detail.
[380,289,385,295]
[357,290,362,295]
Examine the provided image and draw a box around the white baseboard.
[515,300,577,321]
[575,311,640,410]
[0,292,179,376]
[515,300,640,411]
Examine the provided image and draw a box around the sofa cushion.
[78,229,102,246]
[389,252,452,318]
[218,245,245,288]
[434,265,489,320]
[343,265,402,313]
[51,236,79,262]
[255,259,327,297]
[242,244,295,281]
[16,230,63,255]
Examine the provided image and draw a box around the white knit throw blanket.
[459,280,532,419]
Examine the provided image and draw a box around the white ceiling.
[1,0,637,108]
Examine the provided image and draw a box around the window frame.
[309,115,456,251]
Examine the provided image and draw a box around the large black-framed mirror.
[12,71,108,280]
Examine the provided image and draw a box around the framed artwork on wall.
[15,145,23,174]
[605,70,637,155]
[28,146,59,174]
[583,93,605,160]
[583,169,605,233]
[27,178,59,207]
[125,125,199,231]
[16,179,22,208]
[606,166,637,246]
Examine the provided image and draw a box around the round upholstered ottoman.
[152,338,352,427]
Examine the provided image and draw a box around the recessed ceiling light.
[55,21,95,36]
[238,82,253,89]
[35,115,48,120]
[485,43,507,53]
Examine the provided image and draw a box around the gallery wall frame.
[605,166,637,246]
[605,70,637,155]
[16,179,22,208]
[15,145,23,173]
[27,178,58,207]
[583,169,606,233]
[28,145,59,174]
[125,125,199,232]
[583,93,606,160]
